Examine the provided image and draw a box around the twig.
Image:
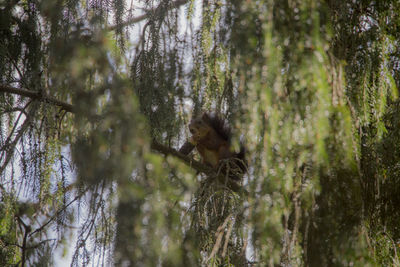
[29,187,87,237]
[151,140,245,193]
[207,214,232,261]
[16,217,31,267]
[0,84,74,113]
[222,218,234,257]
[108,0,189,31]
[0,111,33,175]
[0,107,28,115]
[151,140,210,173]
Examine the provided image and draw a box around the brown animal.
[188,113,246,179]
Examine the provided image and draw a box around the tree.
[1,0,400,266]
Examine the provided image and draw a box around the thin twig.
[29,187,88,237]
[0,110,33,175]
[108,0,189,31]
[16,216,31,267]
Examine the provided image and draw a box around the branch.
[29,187,87,238]
[1,85,244,192]
[0,111,33,175]
[16,216,31,267]
[108,0,189,31]
[208,214,232,262]
[151,140,244,193]
[0,84,74,113]
[151,140,210,172]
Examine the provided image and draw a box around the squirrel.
[184,112,246,180]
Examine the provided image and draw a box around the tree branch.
[29,187,87,238]
[151,140,244,193]
[108,0,189,31]
[16,216,31,267]
[0,84,74,113]
[1,84,244,192]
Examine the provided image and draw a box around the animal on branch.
[184,112,247,181]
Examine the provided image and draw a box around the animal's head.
[189,113,211,140]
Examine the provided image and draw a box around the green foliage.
[1,0,400,266]
[228,0,400,265]
[0,196,20,266]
